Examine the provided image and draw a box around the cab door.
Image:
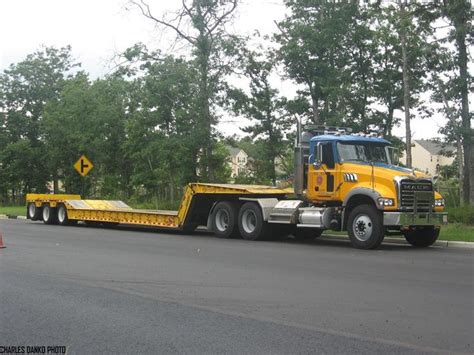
[311,141,340,201]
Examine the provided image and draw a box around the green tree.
[371,2,435,154]
[441,0,472,205]
[227,48,290,185]
[421,0,473,204]
[118,50,233,205]
[130,0,238,181]
[0,46,78,201]
[275,1,361,125]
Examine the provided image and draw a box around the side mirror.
[313,143,323,169]
[388,147,400,166]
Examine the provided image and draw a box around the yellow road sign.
[74,155,94,177]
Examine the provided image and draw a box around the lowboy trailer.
[26,183,291,234]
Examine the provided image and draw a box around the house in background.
[401,139,456,176]
[226,146,250,179]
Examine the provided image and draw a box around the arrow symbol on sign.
[80,159,89,174]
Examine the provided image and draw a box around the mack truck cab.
[277,125,448,249]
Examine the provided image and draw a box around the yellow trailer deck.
[26,183,291,232]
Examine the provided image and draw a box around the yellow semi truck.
[26,126,448,249]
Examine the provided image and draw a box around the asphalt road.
[0,219,472,354]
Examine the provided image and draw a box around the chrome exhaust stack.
[294,118,304,197]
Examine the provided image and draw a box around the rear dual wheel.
[210,201,270,241]
[41,204,74,226]
[57,204,75,226]
[42,204,58,225]
[238,202,269,241]
[210,201,239,239]
[27,203,41,221]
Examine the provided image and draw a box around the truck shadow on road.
[66,222,427,252]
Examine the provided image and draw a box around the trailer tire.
[57,204,75,226]
[347,204,384,249]
[403,227,439,247]
[42,204,58,225]
[27,203,41,221]
[293,228,323,241]
[238,202,269,241]
[210,201,239,239]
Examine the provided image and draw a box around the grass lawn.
[439,223,474,242]
[0,206,26,217]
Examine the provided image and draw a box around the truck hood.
[345,161,431,180]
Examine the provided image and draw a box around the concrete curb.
[0,214,27,220]
[323,234,474,249]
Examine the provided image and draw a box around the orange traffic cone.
[0,231,6,249]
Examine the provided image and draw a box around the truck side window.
[322,143,335,169]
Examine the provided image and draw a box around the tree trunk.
[457,136,464,203]
[454,21,471,204]
[53,173,59,194]
[308,82,320,124]
[470,135,474,204]
[386,105,395,137]
[197,37,214,182]
[399,1,412,168]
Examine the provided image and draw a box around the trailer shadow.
[68,221,422,251]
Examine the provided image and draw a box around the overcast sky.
[0,0,462,140]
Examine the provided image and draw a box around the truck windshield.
[337,142,390,164]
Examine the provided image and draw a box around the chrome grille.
[399,179,433,211]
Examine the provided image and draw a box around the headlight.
[377,198,395,207]
[435,198,445,207]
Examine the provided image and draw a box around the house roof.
[226,146,245,158]
[415,139,456,155]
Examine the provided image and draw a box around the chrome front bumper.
[383,211,448,226]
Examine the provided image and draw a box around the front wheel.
[403,227,440,247]
[347,204,384,249]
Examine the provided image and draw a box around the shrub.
[446,206,474,225]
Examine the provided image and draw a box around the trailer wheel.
[57,204,75,226]
[238,202,269,241]
[403,227,439,248]
[293,228,323,241]
[42,204,58,225]
[27,203,41,221]
[210,201,239,238]
[347,204,384,249]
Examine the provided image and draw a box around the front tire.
[42,204,58,225]
[210,201,239,238]
[347,204,384,249]
[403,227,440,247]
[27,203,41,221]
